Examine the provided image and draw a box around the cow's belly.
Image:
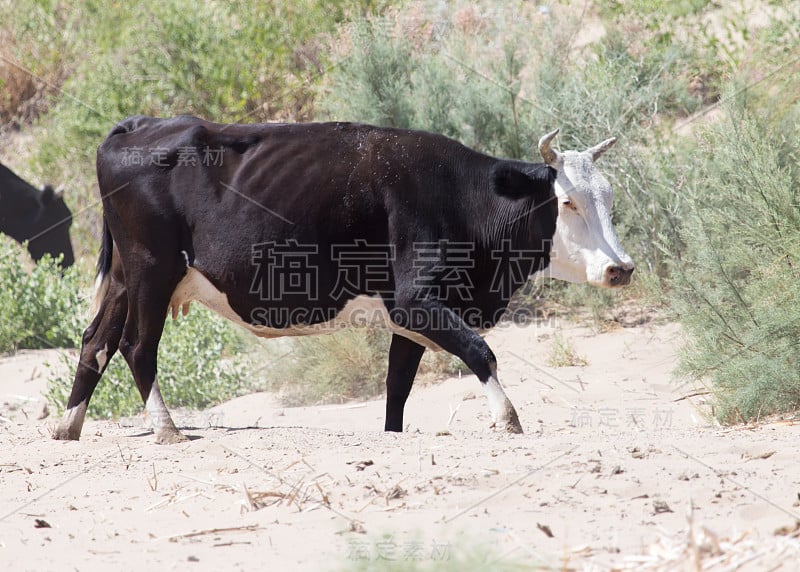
[168,268,442,350]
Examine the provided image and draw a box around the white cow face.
[538,130,634,288]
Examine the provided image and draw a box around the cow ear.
[493,164,532,200]
[493,163,553,201]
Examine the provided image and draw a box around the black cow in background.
[0,162,74,267]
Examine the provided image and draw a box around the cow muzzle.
[604,264,634,287]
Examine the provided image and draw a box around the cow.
[52,116,633,443]
[0,162,75,268]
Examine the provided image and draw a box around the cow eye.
[562,199,577,211]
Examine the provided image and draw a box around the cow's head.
[538,130,634,288]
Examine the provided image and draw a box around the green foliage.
[0,238,84,353]
[319,7,554,158]
[669,96,800,423]
[47,305,246,419]
[254,328,465,406]
[600,0,712,20]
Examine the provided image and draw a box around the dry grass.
[0,31,66,130]
[253,329,466,407]
[594,507,800,570]
[546,333,588,368]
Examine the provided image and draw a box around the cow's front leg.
[389,299,523,434]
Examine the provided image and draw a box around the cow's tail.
[90,216,113,318]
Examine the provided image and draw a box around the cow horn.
[538,129,561,167]
[587,137,616,162]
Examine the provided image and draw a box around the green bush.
[47,304,246,419]
[0,238,84,353]
[669,96,800,422]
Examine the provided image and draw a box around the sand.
[1,319,799,571]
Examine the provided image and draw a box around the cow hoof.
[506,421,524,434]
[491,420,524,434]
[154,429,189,444]
[491,401,523,434]
[505,408,523,434]
[52,424,81,441]
[490,413,524,434]
[503,417,524,434]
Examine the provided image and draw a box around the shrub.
[253,328,466,406]
[669,95,800,423]
[0,238,84,353]
[47,304,246,419]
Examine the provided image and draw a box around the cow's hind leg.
[384,334,426,432]
[53,270,127,440]
[117,263,186,444]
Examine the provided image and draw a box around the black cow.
[53,116,632,443]
[0,162,74,267]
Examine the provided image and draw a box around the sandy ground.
[1,319,800,571]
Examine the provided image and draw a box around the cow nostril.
[606,265,633,286]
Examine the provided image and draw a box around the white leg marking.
[145,378,187,443]
[482,375,523,434]
[53,401,88,440]
[95,344,108,371]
